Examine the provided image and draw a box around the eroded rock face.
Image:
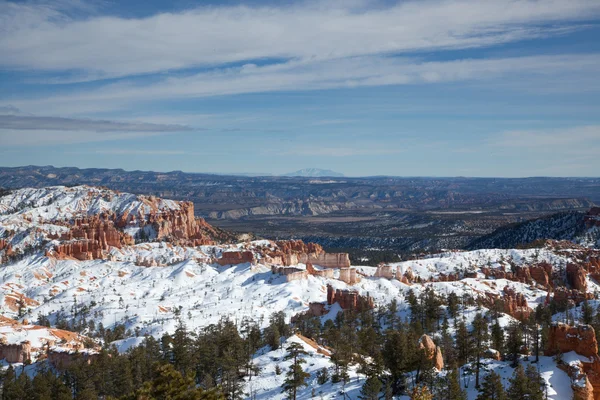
[271,266,308,282]
[0,341,31,363]
[217,251,254,266]
[502,286,531,320]
[0,316,99,366]
[552,287,594,306]
[326,285,374,311]
[48,207,230,261]
[546,323,598,358]
[306,262,334,278]
[418,334,444,371]
[261,240,351,269]
[546,323,600,400]
[339,268,358,285]
[568,264,589,292]
[375,264,395,279]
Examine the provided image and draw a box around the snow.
[0,185,595,399]
[246,335,365,400]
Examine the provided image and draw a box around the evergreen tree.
[359,375,382,400]
[123,363,224,400]
[476,371,507,400]
[524,364,545,400]
[507,364,528,398]
[506,321,523,367]
[472,313,489,388]
[455,319,471,366]
[447,368,467,400]
[282,342,310,400]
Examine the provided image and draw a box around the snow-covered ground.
[0,186,596,399]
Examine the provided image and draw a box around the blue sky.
[1,0,599,177]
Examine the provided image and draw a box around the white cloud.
[6,53,600,115]
[0,113,193,132]
[1,0,599,79]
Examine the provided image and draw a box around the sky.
[1,0,600,177]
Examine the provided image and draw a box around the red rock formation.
[262,240,351,269]
[271,266,308,281]
[568,263,589,292]
[482,263,553,290]
[418,335,444,371]
[546,323,600,399]
[553,287,594,306]
[217,251,254,266]
[502,286,531,320]
[339,268,358,285]
[546,323,598,358]
[375,264,395,279]
[306,262,334,279]
[0,340,31,363]
[326,285,374,311]
[308,302,328,316]
[298,253,351,269]
[401,267,415,284]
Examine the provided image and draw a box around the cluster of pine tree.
[4,287,599,399]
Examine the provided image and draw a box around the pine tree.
[476,371,507,400]
[447,368,467,400]
[124,363,224,400]
[472,313,489,388]
[506,321,523,367]
[282,342,310,400]
[455,319,471,366]
[507,364,528,398]
[359,375,382,400]
[524,364,545,400]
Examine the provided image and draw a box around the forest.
[1,287,587,400]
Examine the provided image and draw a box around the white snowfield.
[0,186,591,399]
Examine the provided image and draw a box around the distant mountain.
[467,208,600,249]
[283,168,344,177]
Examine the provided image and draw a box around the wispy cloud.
[1,0,598,80]
[0,108,195,146]
[6,53,599,115]
[0,114,193,132]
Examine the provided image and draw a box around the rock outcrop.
[568,264,589,292]
[339,268,359,285]
[0,340,31,363]
[271,266,308,282]
[418,334,444,371]
[0,316,99,365]
[546,323,598,358]
[546,323,600,400]
[306,262,334,278]
[502,286,531,320]
[261,240,350,269]
[217,251,254,266]
[375,264,395,279]
[326,285,374,311]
